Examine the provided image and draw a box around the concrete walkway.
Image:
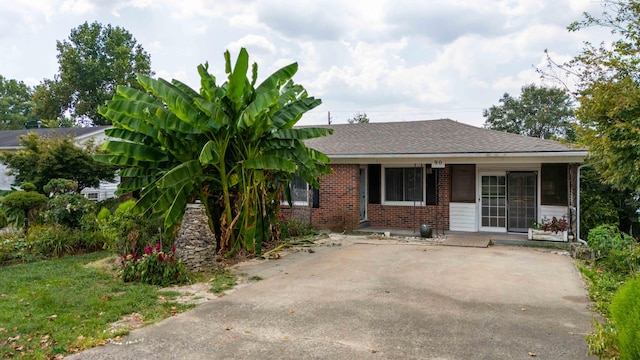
[69,236,594,359]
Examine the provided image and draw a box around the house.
[0,126,117,201]
[284,119,587,235]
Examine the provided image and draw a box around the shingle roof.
[0,126,110,149]
[303,119,584,156]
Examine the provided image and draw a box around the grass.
[0,252,194,359]
[209,270,237,294]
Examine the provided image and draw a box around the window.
[541,163,568,206]
[85,192,99,201]
[291,176,309,205]
[450,164,476,203]
[384,166,424,204]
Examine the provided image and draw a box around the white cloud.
[60,0,95,15]
[227,35,277,55]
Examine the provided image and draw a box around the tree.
[561,1,640,191]
[347,112,370,124]
[96,48,332,256]
[483,84,575,140]
[0,75,36,130]
[32,21,152,126]
[0,132,117,193]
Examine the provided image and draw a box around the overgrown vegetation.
[0,252,193,359]
[581,224,640,359]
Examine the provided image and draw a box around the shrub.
[0,207,7,228]
[586,319,620,360]
[278,216,316,239]
[99,200,173,256]
[0,233,35,265]
[25,225,105,258]
[1,190,48,229]
[45,193,96,228]
[587,224,639,274]
[610,277,640,360]
[120,242,188,286]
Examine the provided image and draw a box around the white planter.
[527,229,568,242]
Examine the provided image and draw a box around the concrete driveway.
[70,238,595,359]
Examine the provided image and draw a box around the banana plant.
[96,48,332,256]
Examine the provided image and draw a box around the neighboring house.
[284,119,587,234]
[0,126,117,201]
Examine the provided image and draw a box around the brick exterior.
[282,164,453,232]
[311,164,361,232]
[367,166,450,231]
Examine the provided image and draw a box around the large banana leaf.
[244,155,297,172]
[199,140,221,165]
[156,160,203,189]
[272,97,322,129]
[237,89,279,131]
[137,75,204,128]
[272,127,333,140]
[103,141,168,162]
[225,48,249,110]
[256,62,298,95]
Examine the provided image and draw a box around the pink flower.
[144,246,153,255]
[155,241,162,252]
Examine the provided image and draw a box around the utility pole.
[328,111,332,125]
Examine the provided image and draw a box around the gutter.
[324,151,589,160]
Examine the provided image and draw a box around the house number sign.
[432,159,445,168]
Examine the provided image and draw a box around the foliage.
[0,189,48,229]
[44,193,96,228]
[610,277,640,360]
[0,207,7,228]
[587,224,640,274]
[579,262,628,316]
[43,178,79,196]
[586,319,620,360]
[97,200,171,256]
[580,166,639,239]
[0,252,193,358]
[32,21,152,126]
[0,233,34,264]
[120,242,188,286]
[96,47,332,257]
[20,182,36,192]
[0,74,35,130]
[347,112,370,124]
[0,132,116,193]
[25,225,105,258]
[541,216,569,233]
[556,1,640,191]
[278,216,317,239]
[483,84,575,140]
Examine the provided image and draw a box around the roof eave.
[325,151,588,164]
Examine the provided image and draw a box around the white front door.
[479,173,507,232]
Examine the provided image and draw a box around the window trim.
[382,165,425,206]
[281,176,310,207]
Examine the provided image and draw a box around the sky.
[0,0,615,127]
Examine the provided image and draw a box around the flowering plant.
[120,242,189,286]
[541,217,569,234]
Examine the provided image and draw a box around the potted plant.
[528,217,569,242]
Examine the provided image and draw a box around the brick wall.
[367,166,450,231]
[310,164,361,232]
[281,164,453,232]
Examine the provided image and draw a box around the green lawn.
[0,252,193,359]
